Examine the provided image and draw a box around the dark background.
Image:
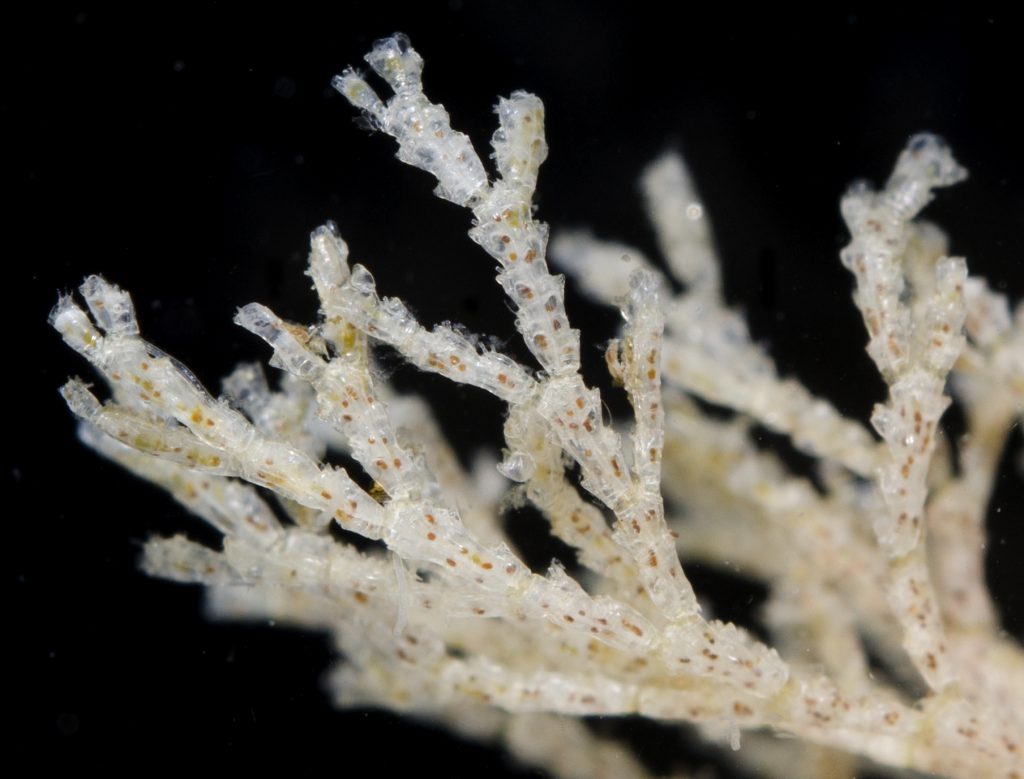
[10,3,1024,775]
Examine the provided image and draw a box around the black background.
[10,3,1024,776]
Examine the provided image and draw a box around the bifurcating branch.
[337,36,708,625]
[839,134,968,689]
[53,34,1023,779]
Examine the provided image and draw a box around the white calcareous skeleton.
[53,34,1023,779]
